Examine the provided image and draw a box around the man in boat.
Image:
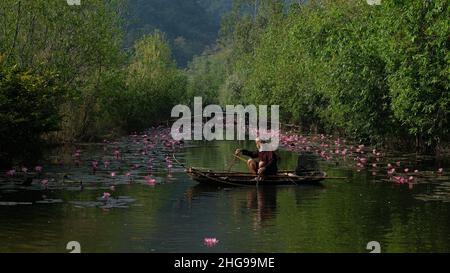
[235,137,279,179]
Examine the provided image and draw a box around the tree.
[102,31,186,132]
[0,65,63,163]
[380,0,450,150]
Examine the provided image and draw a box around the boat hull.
[186,168,325,187]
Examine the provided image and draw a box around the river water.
[1,129,449,253]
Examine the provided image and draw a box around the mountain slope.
[126,0,232,67]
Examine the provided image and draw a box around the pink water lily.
[91,161,99,174]
[35,166,43,173]
[102,192,111,199]
[114,149,121,159]
[110,172,116,177]
[144,176,156,185]
[393,176,407,184]
[6,170,16,177]
[204,238,219,247]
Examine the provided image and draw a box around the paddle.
[227,155,238,172]
[233,154,248,163]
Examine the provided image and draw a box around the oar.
[227,155,238,172]
[233,154,248,163]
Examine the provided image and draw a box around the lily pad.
[0,201,33,206]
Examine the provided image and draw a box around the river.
[1,128,449,252]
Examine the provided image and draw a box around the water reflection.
[186,184,325,231]
[1,136,450,252]
[245,187,277,229]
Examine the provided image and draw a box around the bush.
[0,65,63,162]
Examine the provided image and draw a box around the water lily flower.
[204,238,219,247]
[388,168,396,175]
[114,149,121,159]
[144,176,156,185]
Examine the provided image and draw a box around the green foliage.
[0,0,126,141]
[185,47,231,105]
[100,32,186,132]
[300,1,399,141]
[0,65,63,159]
[0,1,188,162]
[187,0,449,150]
[380,0,450,147]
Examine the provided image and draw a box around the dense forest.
[187,0,449,151]
[0,0,449,165]
[0,0,186,163]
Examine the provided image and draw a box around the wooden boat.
[186,167,326,187]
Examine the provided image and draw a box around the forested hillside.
[126,0,232,66]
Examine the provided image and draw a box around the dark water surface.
[1,136,450,253]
